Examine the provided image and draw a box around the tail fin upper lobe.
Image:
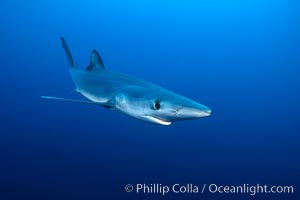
[61,37,76,68]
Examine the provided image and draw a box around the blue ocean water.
[0,0,299,199]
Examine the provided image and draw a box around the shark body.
[42,38,211,125]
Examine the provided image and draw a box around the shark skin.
[41,38,211,125]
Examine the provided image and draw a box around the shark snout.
[189,107,211,117]
[202,108,212,116]
[177,105,211,119]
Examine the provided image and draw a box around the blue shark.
[41,38,211,125]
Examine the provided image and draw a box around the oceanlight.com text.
[124,183,294,196]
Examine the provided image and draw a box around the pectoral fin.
[40,96,114,108]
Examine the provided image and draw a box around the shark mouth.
[142,115,172,126]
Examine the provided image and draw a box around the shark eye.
[154,100,161,110]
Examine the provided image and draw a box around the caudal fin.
[61,37,76,68]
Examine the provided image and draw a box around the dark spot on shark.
[154,100,161,110]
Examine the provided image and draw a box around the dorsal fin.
[85,50,104,72]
